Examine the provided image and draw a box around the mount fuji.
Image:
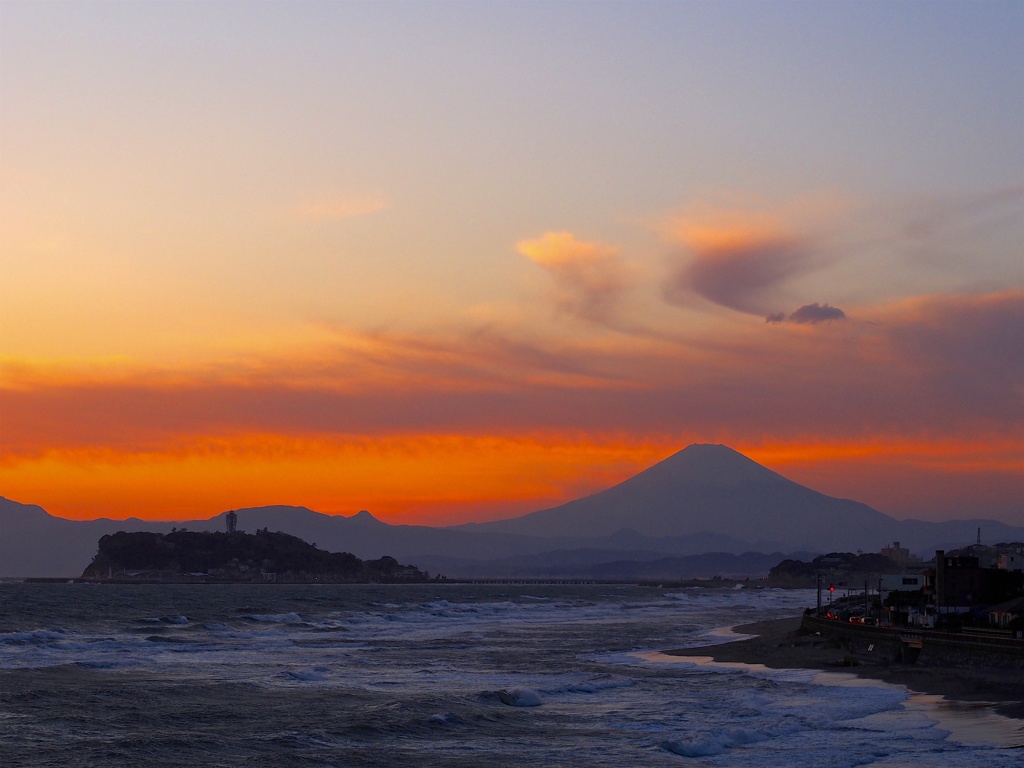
[3,444,1021,577]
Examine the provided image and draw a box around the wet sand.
[665,617,1024,721]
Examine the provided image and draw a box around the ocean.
[0,582,1020,767]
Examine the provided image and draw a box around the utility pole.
[878,577,883,622]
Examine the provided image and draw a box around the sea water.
[0,582,1019,767]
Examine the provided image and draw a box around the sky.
[1,1,1022,527]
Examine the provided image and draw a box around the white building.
[997,552,1024,573]
[880,573,924,596]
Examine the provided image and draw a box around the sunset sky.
[2,1,1022,527]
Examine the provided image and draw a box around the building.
[988,596,1024,633]
[931,549,1024,619]
[933,551,985,613]
[880,541,921,568]
[997,551,1024,573]
[880,572,924,595]
[881,572,931,627]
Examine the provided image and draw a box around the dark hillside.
[768,552,903,588]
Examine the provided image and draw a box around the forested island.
[81,529,428,583]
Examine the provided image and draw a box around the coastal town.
[790,536,1024,636]
[751,535,1024,702]
[665,536,1024,723]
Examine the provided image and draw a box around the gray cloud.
[788,303,847,324]
[765,303,846,324]
[664,239,810,315]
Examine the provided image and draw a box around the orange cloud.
[668,207,791,253]
[743,435,1024,473]
[517,231,631,322]
[518,231,619,267]
[3,291,1019,456]
[2,290,1020,525]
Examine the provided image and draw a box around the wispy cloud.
[902,186,1024,241]
[3,290,1017,458]
[660,199,848,319]
[879,289,1024,407]
[673,238,808,314]
[662,207,812,315]
[517,232,631,323]
[3,290,1021,523]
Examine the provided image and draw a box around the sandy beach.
[665,617,1024,722]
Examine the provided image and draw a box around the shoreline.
[665,617,1024,722]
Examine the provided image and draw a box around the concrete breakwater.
[801,614,1024,669]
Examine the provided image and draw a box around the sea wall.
[801,614,1024,670]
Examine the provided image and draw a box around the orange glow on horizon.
[3,431,1019,526]
[737,437,1024,521]
[0,433,681,525]
[740,436,1024,474]
[3,289,1021,527]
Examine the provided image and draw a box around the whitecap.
[0,629,67,645]
[662,727,768,757]
[428,712,462,725]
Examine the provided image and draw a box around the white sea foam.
[284,668,330,682]
[663,727,769,757]
[427,712,461,725]
[0,629,68,645]
[0,584,1016,767]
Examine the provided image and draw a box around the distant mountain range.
[2,444,1021,578]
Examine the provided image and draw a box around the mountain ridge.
[3,444,1021,577]
[467,443,896,547]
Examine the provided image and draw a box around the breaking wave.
[662,727,769,757]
